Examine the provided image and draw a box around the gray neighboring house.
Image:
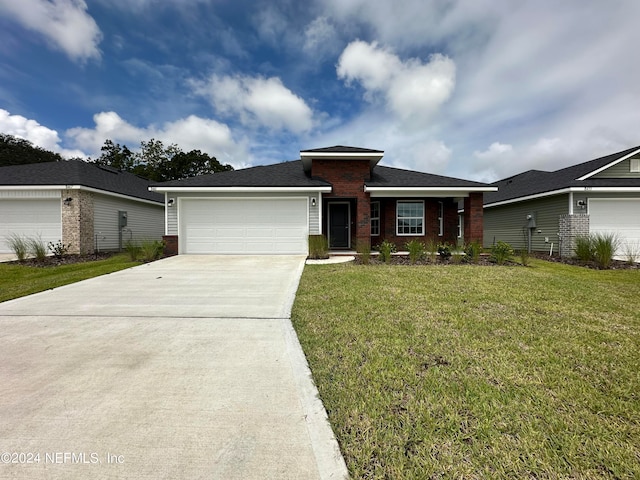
[483,145,640,257]
[0,160,164,255]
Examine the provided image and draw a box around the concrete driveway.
[0,255,347,480]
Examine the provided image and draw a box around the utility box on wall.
[118,211,128,229]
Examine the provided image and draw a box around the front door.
[329,202,350,248]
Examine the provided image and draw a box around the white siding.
[93,194,164,251]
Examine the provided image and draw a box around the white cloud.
[65,111,251,168]
[0,109,61,151]
[192,74,314,133]
[303,16,340,58]
[0,0,101,62]
[337,40,455,127]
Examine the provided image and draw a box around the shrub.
[622,240,640,265]
[139,239,164,262]
[28,235,48,262]
[308,235,329,260]
[464,241,482,264]
[592,232,620,269]
[6,233,28,262]
[405,239,425,264]
[518,249,530,266]
[450,246,463,264]
[425,237,438,263]
[48,240,70,260]
[574,235,594,262]
[356,240,371,265]
[491,241,513,265]
[124,240,142,261]
[377,240,396,263]
[437,242,452,261]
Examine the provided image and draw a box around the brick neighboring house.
[483,145,640,257]
[151,146,496,255]
[0,160,164,255]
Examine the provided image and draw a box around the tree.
[0,134,62,166]
[157,149,234,181]
[94,139,135,171]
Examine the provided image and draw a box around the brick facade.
[163,235,179,256]
[463,193,483,244]
[61,189,94,254]
[312,159,372,249]
[559,213,589,257]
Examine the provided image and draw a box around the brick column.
[559,214,589,257]
[463,193,483,244]
[162,235,179,256]
[61,190,94,255]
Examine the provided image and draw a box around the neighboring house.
[150,146,496,255]
[0,160,164,254]
[483,145,640,257]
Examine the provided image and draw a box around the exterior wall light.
[311,197,316,207]
[167,198,175,207]
[64,197,73,206]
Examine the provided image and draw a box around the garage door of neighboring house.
[589,199,640,255]
[180,198,309,254]
[0,199,61,253]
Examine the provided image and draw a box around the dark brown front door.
[329,202,350,248]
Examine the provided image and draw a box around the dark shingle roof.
[301,145,384,154]
[0,160,163,203]
[368,165,493,188]
[151,160,331,188]
[484,146,640,205]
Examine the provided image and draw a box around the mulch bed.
[6,252,118,268]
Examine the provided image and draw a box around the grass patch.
[291,260,640,479]
[0,254,140,303]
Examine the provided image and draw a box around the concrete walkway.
[0,255,348,480]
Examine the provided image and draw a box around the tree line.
[0,134,233,181]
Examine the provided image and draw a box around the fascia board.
[0,184,162,205]
[484,185,640,209]
[365,186,497,198]
[150,186,332,193]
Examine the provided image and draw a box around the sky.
[0,0,639,182]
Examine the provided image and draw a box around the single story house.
[0,160,164,254]
[483,145,640,257]
[150,146,497,255]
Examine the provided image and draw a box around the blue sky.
[1,0,639,181]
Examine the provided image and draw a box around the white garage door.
[589,198,640,255]
[0,199,62,253]
[180,198,308,254]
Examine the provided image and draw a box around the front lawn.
[291,260,640,479]
[0,254,140,303]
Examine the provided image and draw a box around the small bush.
[622,240,640,265]
[592,232,620,269]
[405,239,425,264]
[139,239,164,262]
[48,240,70,260]
[491,241,513,265]
[6,233,29,262]
[308,235,329,260]
[464,241,482,264]
[437,242,452,261]
[124,240,142,261]
[356,240,371,265]
[377,240,396,263]
[450,246,464,264]
[425,237,438,263]
[518,249,530,266]
[574,235,594,262]
[28,235,48,262]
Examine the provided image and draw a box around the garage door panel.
[590,199,640,255]
[181,199,308,254]
[0,200,61,253]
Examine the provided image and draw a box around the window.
[438,201,444,236]
[370,202,380,236]
[630,158,640,173]
[396,201,424,235]
[457,214,463,238]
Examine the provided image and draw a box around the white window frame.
[370,201,380,236]
[438,201,444,236]
[396,200,424,236]
[457,214,463,239]
[630,158,640,173]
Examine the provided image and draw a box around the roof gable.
[0,160,163,203]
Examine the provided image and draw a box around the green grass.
[291,260,640,479]
[0,254,140,303]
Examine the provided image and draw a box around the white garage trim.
[589,198,640,255]
[0,199,62,253]
[179,197,309,255]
